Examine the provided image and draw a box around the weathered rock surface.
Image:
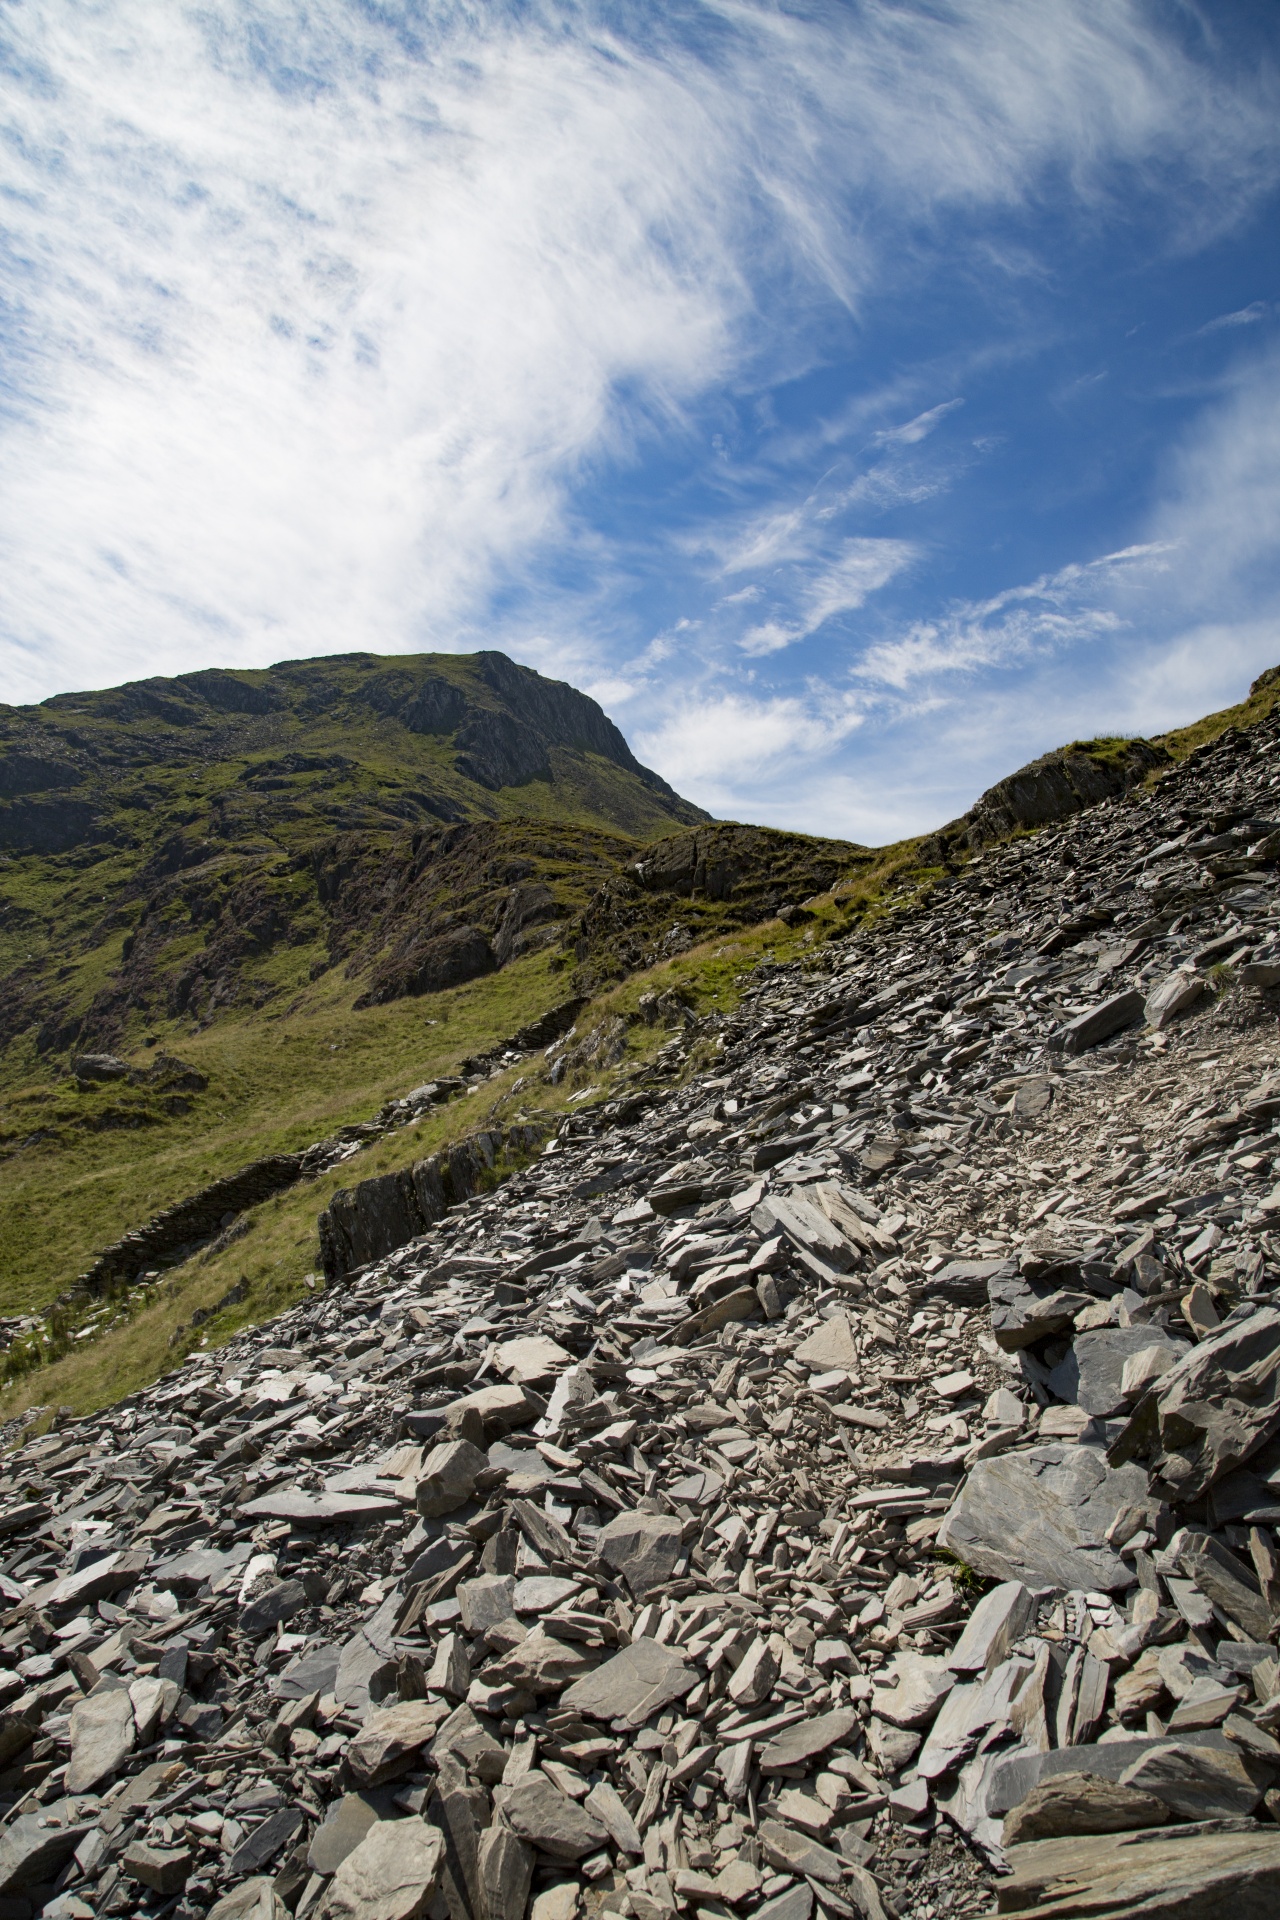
[937,1443,1149,1591]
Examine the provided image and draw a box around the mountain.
[0,652,870,1323]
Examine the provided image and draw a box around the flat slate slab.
[560,1637,696,1725]
[937,1441,1149,1593]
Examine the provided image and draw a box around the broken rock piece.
[937,1442,1148,1593]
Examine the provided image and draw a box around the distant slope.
[0,650,707,1057]
[0,651,872,1321]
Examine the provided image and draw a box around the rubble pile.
[5,713,1280,1919]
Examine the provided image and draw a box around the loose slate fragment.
[1002,1771,1171,1844]
[1118,1741,1269,1820]
[498,1777,609,1860]
[595,1509,683,1597]
[346,1701,450,1785]
[758,1708,858,1772]
[1109,1303,1280,1500]
[999,1825,1280,1915]
[793,1312,860,1372]
[495,1335,573,1384]
[937,1443,1148,1593]
[67,1685,135,1793]
[240,1490,400,1524]
[1048,1327,1187,1418]
[321,1818,445,1920]
[560,1638,696,1725]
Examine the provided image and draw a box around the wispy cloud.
[1197,301,1270,335]
[857,544,1172,690]
[873,399,964,447]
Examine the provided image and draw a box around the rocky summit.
[6,686,1280,1920]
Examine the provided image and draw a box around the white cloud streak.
[0,0,1276,705]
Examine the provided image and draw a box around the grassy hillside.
[0,650,873,1330]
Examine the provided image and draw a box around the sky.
[2,1,1279,844]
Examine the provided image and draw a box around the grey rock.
[1175,1529,1274,1642]
[226,1808,303,1877]
[1145,969,1207,1030]
[1119,1741,1270,1820]
[937,1442,1149,1592]
[759,1707,858,1771]
[309,1792,400,1876]
[1056,989,1145,1053]
[560,1636,696,1725]
[476,1825,534,1920]
[208,1880,289,1920]
[988,1273,1092,1353]
[346,1700,451,1786]
[584,1779,642,1854]
[1001,1824,1280,1917]
[793,1311,860,1371]
[0,1808,93,1893]
[240,1577,307,1636]
[985,1736,1235,1816]
[498,1776,609,1860]
[595,1508,683,1597]
[753,1889,814,1920]
[1048,1326,1187,1418]
[947,1581,1035,1676]
[320,1818,445,1920]
[758,1819,843,1885]
[415,1438,489,1517]
[240,1490,400,1524]
[67,1684,135,1793]
[276,1640,340,1699]
[457,1574,517,1636]
[1109,1304,1280,1501]
[1002,1770,1170,1844]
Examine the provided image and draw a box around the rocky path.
[3,713,1280,1919]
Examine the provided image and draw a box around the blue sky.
[2,1,1279,842]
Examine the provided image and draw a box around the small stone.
[121,1840,192,1895]
[1002,1770,1170,1844]
[1118,1740,1268,1820]
[498,1776,609,1860]
[67,1685,136,1793]
[595,1509,684,1597]
[415,1438,489,1517]
[320,1818,445,1920]
[346,1700,450,1786]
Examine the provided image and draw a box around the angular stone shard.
[498,1777,609,1860]
[560,1638,696,1725]
[1048,1327,1187,1419]
[948,1582,1036,1677]
[937,1443,1148,1593]
[1109,1304,1280,1500]
[998,1825,1280,1917]
[345,1700,450,1786]
[595,1509,683,1597]
[988,1273,1091,1354]
[1118,1740,1269,1820]
[67,1685,136,1793]
[1001,1770,1170,1844]
[415,1438,489,1517]
[320,1818,445,1920]
[1055,989,1145,1054]
[758,1708,858,1772]
[793,1312,860,1372]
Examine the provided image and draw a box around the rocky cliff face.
[5,698,1280,1917]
